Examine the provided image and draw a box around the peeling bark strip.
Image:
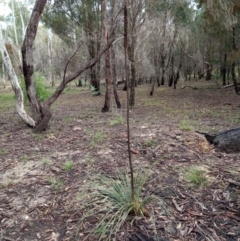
[198,127,240,153]
[0,26,35,127]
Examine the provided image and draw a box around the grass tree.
[73,3,160,239]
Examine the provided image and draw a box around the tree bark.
[0,26,35,127]
[111,44,121,108]
[101,0,112,112]
[129,38,136,107]
[22,0,47,124]
[231,27,240,95]
[222,53,227,86]
[199,127,240,153]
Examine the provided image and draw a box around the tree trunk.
[222,53,227,86]
[129,38,136,107]
[111,45,121,108]
[22,0,47,125]
[231,27,240,95]
[199,127,240,153]
[110,0,121,109]
[206,67,212,81]
[101,0,112,112]
[21,0,123,132]
[150,76,156,96]
[0,26,35,127]
[2,62,6,88]
[47,29,55,87]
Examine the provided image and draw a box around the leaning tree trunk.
[198,127,240,153]
[0,26,35,127]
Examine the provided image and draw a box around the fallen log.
[197,127,240,153]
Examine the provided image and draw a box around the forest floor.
[0,80,240,241]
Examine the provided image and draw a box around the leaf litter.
[0,83,240,240]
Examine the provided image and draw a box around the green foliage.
[0,149,9,156]
[109,116,125,126]
[90,131,105,147]
[179,119,195,131]
[20,74,52,102]
[185,167,208,188]
[145,140,157,147]
[63,160,73,171]
[76,169,160,240]
[46,177,64,190]
[42,158,50,166]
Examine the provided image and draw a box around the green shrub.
[185,167,208,188]
[20,74,52,102]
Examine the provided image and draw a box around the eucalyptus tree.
[4,0,32,46]
[20,0,123,132]
[147,0,194,93]
[126,0,146,107]
[101,0,112,112]
[195,0,240,94]
[0,26,35,126]
[43,0,103,93]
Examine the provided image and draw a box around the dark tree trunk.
[22,0,47,126]
[231,27,240,95]
[161,71,165,85]
[199,127,240,153]
[102,0,112,112]
[174,71,180,89]
[222,53,227,86]
[90,67,100,95]
[206,67,212,81]
[198,69,204,79]
[77,79,82,87]
[168,74,174,87]
[129,39,136,107]
[111,45,121,108]
[150,76,156,96]
[227,67,230,84]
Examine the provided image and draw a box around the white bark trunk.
[11,0,19,46]
[47,29,54,86]
[2,62,6,88]
[16,1,26,40]
[0,27,35,127]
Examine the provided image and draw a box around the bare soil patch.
[0,81,240,241]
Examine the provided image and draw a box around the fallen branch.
[181,86,198,90]
[223,83,240,89]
